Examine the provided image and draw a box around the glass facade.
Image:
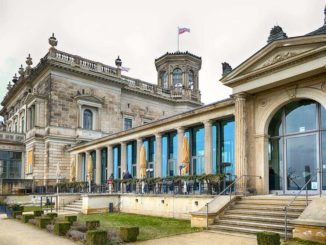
[113,145,121,179]
[268,99,326,192]
[101,148,107,184]
[162,131,178,177]
[90,151,96,183]
[212,118,235,175]
[127,141,137,177]
[143,137,155,177]
[0,151,22,179]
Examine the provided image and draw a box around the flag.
[178,27,190,35]
[121,66,130,72]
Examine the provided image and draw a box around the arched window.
[188,70,194,89]
[268,99,326,193]
[160,71,168,88]
[172,68,182,88]
[83,109,93,130]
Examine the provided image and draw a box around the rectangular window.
[0,151,22,179]
[113,145,121,179]
[29,105,35,130]
[124,118,133,130]
[127,141,136,177]
[101,148,107,184]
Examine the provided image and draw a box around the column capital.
[155,132,162,138]
[177,126,185,133]
[136,137,143,143]
[203,119,213,127]
[232,92,250,101]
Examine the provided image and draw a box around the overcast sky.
[0,0,325,105]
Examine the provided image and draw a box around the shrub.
[36,217,52,229]
[86,230,107,245]
[10,204,23,212]
[119,227,139,242]
[13,211,23,219]
[54,221,71,236]
[46,213,58,219]
[257,232,280,245]
[33,210,44,217]
[21,214,34,223]
[86,220,100,230]
[65,215,77,224]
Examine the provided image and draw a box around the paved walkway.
[135,231,257,245]
[0,214,75,245]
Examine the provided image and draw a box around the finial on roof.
[26,54,33,67]
[12,74,18,84]
[49,33,58,48]
[18,65,24,76]
[7,81,12,90]
[115,56,122,67]
[305,6,326,36]
[267,25,288,43]
[324,5,326,25]
[222,62,232,76]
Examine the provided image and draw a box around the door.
[285,134,319,194]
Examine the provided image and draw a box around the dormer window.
[83,109,93,130]
[173,68,182,88]
[188,70,194,90]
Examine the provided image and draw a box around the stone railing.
[0,131,25,143]
[47,49,201,103]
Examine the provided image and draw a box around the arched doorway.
[268,99,326,194]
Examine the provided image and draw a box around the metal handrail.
[284,175,314,241]
[205,174,262,229]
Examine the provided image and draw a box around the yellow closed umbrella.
[181,136,190,175]
[87,155,93,181]
[70,158,76,182]
[140,144,147,178]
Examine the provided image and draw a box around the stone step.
[225,209,300,218]
[219,214,293,224]
[230,204,305,212]
[217,219,293,231]
[236,200,309,207]
[208,224,291,238]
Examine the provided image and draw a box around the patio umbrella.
[140,144,147,178]
[87,155,93,181]
[70,158,76,182]
[181,136,190,175]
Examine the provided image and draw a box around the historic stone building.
[0,34,202,188]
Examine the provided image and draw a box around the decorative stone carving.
[321,82,326,93]
[262,51,297,67]
[286,85,297,98]
[48,33,58,48]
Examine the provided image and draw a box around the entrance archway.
[268,99,326,194]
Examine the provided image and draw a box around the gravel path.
[0,214,75,245]
[134,231,258,245]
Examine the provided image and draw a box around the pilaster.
[155,133,162,177]
[204,120,213,174]
[95,149,101,185]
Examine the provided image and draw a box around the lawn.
[78,213,200,241]
[283,238,325,245]
[23,205,54,212]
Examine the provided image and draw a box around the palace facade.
[1,8,326,196]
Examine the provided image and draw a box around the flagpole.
[177,26,179,51]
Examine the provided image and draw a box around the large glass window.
[162,132,178,177]
[186,126,205,175]
[83,109,93,130]
[173,68,182,88]
[0,151,22,179]
[127,141,136,177]
[101,148,107,184]
[90,151,96,183]
[113,146,121,179]
[269,99,326,192]
[81,153,86,181]
[143,137,155,178]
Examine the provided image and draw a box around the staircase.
[209,196,310,238]
[62,198,82,214]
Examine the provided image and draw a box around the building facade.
[69,10,326,195]
[0,35,202,190]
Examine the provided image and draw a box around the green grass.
[78,213,200,241]
[23,205,54,212]
[283,238,325,245]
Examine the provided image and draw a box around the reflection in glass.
[286,135,316,190]
[285,101,316,134]
[113,146,121,179]
[268,138,282,190]
[101,148,107,184]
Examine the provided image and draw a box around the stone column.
[155,133,162,177]
[120,142,127,179]
[255,134,268,194]
[95,149,101,185]
[234,93,248,193]
[75,153,81,181]
[136,138,142,178]
[204,120,213,174]
[177,127,185,170]
[107,145,113,179]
